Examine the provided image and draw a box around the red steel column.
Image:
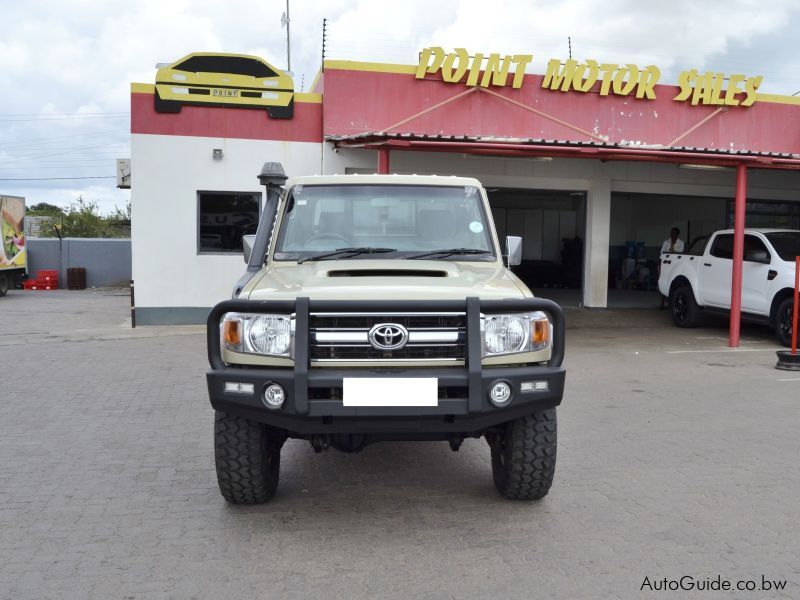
[792,256,799,354]
[377,148,390,174]
[729,164,747,347]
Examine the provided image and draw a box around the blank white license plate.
[343,378,438,407]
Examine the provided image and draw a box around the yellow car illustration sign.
[154,52,294,119]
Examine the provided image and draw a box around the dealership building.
[130,51,800,325]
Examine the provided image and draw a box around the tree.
[106,201,131,227]
[60,196,107,237]
[28,202,66,217]
[28,196,130,238]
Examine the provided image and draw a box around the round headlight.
[485,315,527,354]
[247,316,291,355]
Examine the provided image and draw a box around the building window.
[198,191,261,253]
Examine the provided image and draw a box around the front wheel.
[490,409,557,500]
[669,284,700,327]
[775,297,796,347]
[214,411,284,504]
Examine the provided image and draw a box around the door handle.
[768,269,778,280]
[703,263,712,267]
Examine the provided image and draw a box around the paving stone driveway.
[1,290,798,599]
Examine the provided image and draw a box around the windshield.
[765,232,800,261]
[273,184,496,261]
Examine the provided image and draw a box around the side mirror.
[243,234,256,264]
[744,249,770,264]
[505,236,522,267]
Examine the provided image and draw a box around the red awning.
[328,132,800,170]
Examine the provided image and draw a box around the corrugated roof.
[325,131,800,159]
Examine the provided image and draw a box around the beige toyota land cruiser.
[206,164,566,503]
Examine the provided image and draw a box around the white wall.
[584,175,611,307]
[131,134,321,309]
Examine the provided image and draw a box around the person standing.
[661,227,685,254]
[659,227,685,308]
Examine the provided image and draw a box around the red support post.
[792,256,799,355]
[729,164,747,348]
[377,148,390,174]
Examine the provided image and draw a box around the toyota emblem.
[368,323,409,351]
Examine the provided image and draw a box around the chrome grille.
[309,312,467,361]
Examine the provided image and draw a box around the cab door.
[700,234,733,307]
[741,234,772,315]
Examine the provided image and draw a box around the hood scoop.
[327,269,447,278]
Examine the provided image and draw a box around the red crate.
[23,279,37,290]
[38,270,59,281]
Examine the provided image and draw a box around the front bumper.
[154,83,294,106]
[206,297,566,435]
[207,364,565,434]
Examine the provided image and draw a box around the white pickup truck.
[658,228,800,346]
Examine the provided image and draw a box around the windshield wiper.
[406,248,492,260]
[297,247,397,264]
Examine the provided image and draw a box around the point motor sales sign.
[416,47,763,107]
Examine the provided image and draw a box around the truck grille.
[309,312,467,362]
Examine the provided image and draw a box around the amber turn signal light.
[532,319,550,345]
[223,319,241,346]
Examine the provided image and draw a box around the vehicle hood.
[243,259,530,301]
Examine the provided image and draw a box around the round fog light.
[488,381,512,407]
[263,383,286,409]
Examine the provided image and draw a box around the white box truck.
[0,195,27,296]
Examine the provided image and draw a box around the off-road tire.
[214,411,282,504]
[775,296,796,348]
[0,274,8,296]
[491,409,557,500]
[669,284,700,328]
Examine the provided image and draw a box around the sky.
[1,0,799,214]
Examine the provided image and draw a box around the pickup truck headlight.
[221,312,294,357]
[482,312,551,356]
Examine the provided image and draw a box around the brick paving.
[1,289,798,599]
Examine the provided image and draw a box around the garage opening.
[609,192,800,308]
[609,192,728,308]
[487,188,586,300]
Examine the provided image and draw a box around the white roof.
[714,228,800,234]
[285,173,483,188]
